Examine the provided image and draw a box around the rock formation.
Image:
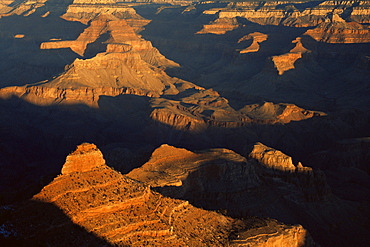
[270,37,310,75]
[41,5,178,68]
[304,20,370,43]
[33,3,186,94]
[0,85,159,107]
[200,0,370,27]
[2,143,314,246]
[128,142,332,206]
[238,32,268,54]
[196,17,239,35]
[41,51,180,94]
[126,142,369,247]
[0,0,48,17]
[350,0,370,23]
[127,143,260,189]
[239,101,324,124]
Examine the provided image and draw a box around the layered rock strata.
[149,96,323,132]
[0,85,159,107]
[126,142,369,246]
[41,51,180,94]
[201,0,370,27]
[127,144,261,189]
[0,83,323,127]
[0,0,48,17]
[128,143,331,209]
[4,143,313,247]
[196,17,239,35]
[41,6,178,68]
[304,20,370,43]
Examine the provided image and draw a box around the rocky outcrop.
[248,142,331,202]
[4,143,314,246]
[196,17,239,35]
[249,142,297,172]
[239,101,324,124]
[36,4,183,95]
[238,32,268,54]
[217,4,285,26]
[0,0,13,16]
[0,85,158,107]
[201,0,370,27]
[124,142,370,247]
[272,52,303,75]
[42,9,178,68]
[0,0,48,17]
[9,143,235,246]
[350,1,370,23]
[129,143,331,206]
[304,20,370,43]
[270,37,310,75]
[231,220,311,247]
[43,51,179,94]
[150,106,207,132]
[41,15,114,56]
[149,89,322,131]
[61,143,106,174]
[61,0,142,25]
[127,144,260,190]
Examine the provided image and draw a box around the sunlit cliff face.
[5,143,312,246]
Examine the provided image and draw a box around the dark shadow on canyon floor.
[0,200,114,247]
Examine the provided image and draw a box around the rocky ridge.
[0,0,48,17]
[126,142,368,247]
[0,85,159,107]
[41,4,178,66]
[271,37,310,75]
[2,143,314,246]
[201,0,370,28]
[196,17,239,35]
[305,19,370,43]
[36,4,183,93]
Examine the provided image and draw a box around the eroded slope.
[3,143,313,247]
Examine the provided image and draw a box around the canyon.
[0,0,369,246]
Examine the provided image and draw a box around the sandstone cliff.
[61,0,142,25]
[0,0,48,17]
[42,51,180,95]
[125,142,368,247]
[239,101,324,124]
[196,17,239,35]
[127,143,260,191]
[42,7,178,68]
[304,20,370,43]
[201,0,370,27]
[3,143,314,247]
[35,4,184,94]
[0,85,159,107]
